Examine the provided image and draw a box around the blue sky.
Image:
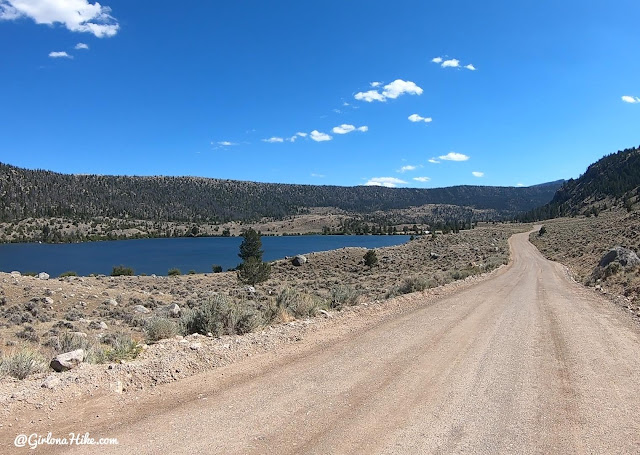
[1,1,639,188]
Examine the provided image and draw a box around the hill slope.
[519,146,640,221]
[0,163,561,223]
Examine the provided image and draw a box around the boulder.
[38,272,50,280]
[292,255,307,266]
[10,271,21,277]
[50,349,84,372]
[598,246,640,269]
[104,299,118,307]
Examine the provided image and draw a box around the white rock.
[38,272,50,280]
[132,305,150,314]
[41,375,61,389]
[50,349,84,372]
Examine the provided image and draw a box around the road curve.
[30,231,640,453]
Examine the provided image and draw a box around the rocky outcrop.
[598,246,640,269]
[50,349,84,372]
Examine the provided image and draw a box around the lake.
[0,235,410,277]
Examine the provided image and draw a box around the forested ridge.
[0,162,562,223]
[519,146,640,221]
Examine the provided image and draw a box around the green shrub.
[111,265,134,276]
[0,347,47,380]
[330,285,360,310]
[386,276,435,298]
[538,226,547,236]
[188,270,196,275]
[59,271,78,277]
[180,294,262,337]
[168,268,181,276]
[211,265,223,273]
[145,317,177,342]
[56,331,94,354]
[92,333,141,363]
[363,249,378,267]
[276,288,320,318]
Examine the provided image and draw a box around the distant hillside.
[519,146,640,221]
[0,163,562,223]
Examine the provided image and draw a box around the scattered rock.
[167,303,181,318]
[44,297,54,305]
[89,321,108,330]
[318,309,332,318]
[104,299,118,307]
[292,255,307,266]
[133,305,151,314]
[430,252,440,259]
[245,286,256,294]
[189,342,202,350]
[38,272,50,280]
[41,375,61,389]
[10,271,21,277]
[50,349,85,372]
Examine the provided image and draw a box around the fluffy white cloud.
[355,79,423,103]
[428,158,440,164]
[310,130,332,142]
[370,81,381,87]
[0,0,120,37]
[262,137,284,143]
[439,152,469,161]
[398,165,417,173]
[431,57,443,63]
[413,176,431,182]
[75,42,89,50]
[622,95,640,104]
[48,51,71,58]
[472,171,484,177]
[382,79,423,99]
[332,124,368,135]
[217,141,236,146]
[408,113,432,123]
[354,90,386,102]
[364,177,407,188]
[465,64,476,71]
[441,59,460,68]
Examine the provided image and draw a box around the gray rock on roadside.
[41,375,61,389]
[292,255,307,266]
[50,349,84,372]
[598,246,640,269]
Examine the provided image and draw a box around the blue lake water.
[0,236,410,277]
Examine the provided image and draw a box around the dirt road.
[7,230,640,453]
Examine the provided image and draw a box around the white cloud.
[217,141,236,146]
[370,81,381,87]
[472,171,484,177]
[516,183,525,187]
[332,124,355,134]
[441,59,460,68]
[75,42,89,50]
[296,132,307,137]
[332,124,368,135]
[439,152,469,161]
[398,165,417,173]
[622,95,640,104]
[342,102,350,107]
[0,0,120,37]
[311,173,325,178]
[48,51,72,58]
[310,130,332,142]
[431,57,443,63]
[354,79,423,103]
[364,177,407,188]
[413,176,431,182]
[465,64,476,71]
[354,89,386,102]
[428,158,440,164]
[408,113,432,123]
[382,79,423,99]
[262,137,284,143]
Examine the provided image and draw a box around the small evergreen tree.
[238,228,263,262]
[363,249,378,267]
[237,257,271,285]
